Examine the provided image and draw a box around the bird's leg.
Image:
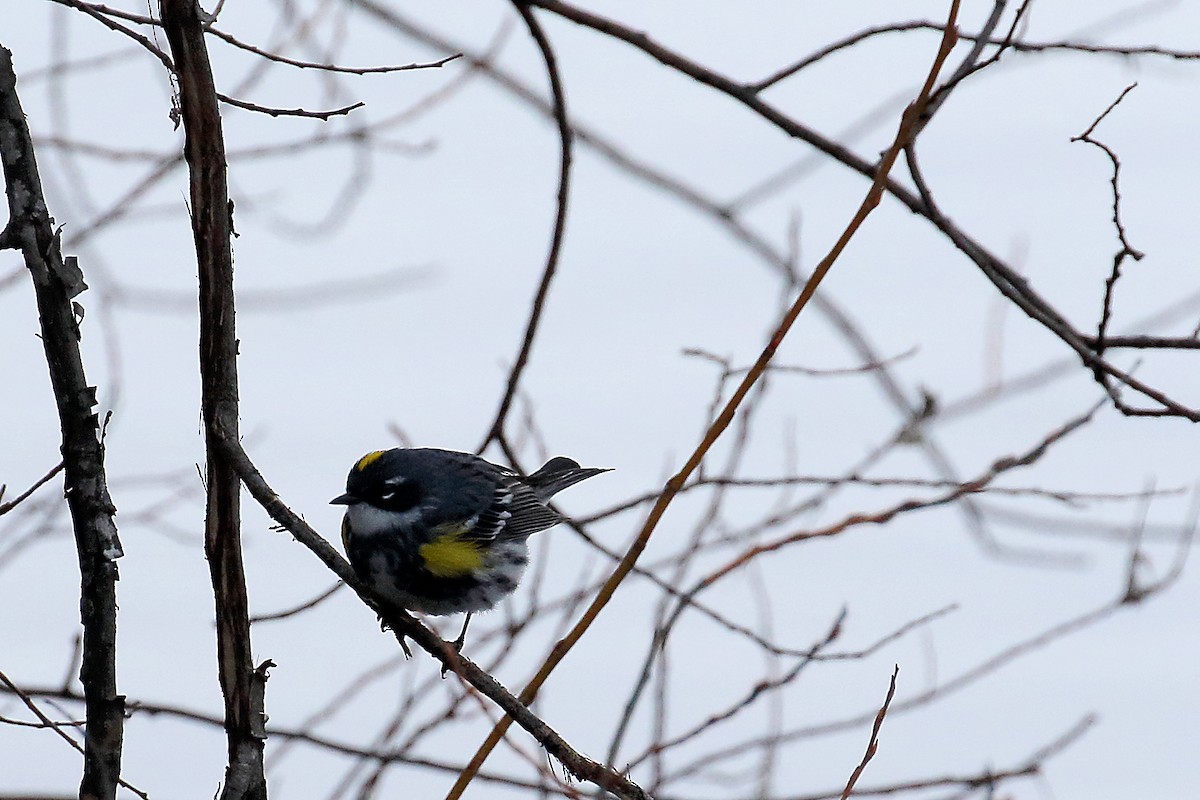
[453,612,473,652]
[440,613,472,678]
[373,610,413,658]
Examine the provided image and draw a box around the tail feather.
[527,457,611,501]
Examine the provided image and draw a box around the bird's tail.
[526,457,611,501]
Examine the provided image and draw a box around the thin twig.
[0,462,65,516]
[1071,84,1145,372]
[249,581,344,623]
[839,665,899,800]
[0,670,145,799]
[208,27,462,74]
[477,0,574,452]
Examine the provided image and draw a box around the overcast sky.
[2,2,1199,799]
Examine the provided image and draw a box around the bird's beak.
[330,493,359,505]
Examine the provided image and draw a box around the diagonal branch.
[0,43,126,800]
[0,461,65,516]
[839,666,900,800]
[448,5,963,797]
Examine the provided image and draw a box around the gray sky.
[2,2,1198,798]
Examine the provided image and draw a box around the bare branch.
[0,43,125,800]
[839,665,899,800]
[215,93,365,120]
[158,1,265,796]
[0,670,142,798]
[0,462,65,516]
[1071,83,1147,401]
[208,27,462,74]
[477,1,575,452]
[249,581,344,624]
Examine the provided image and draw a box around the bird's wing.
[459,469,561,542]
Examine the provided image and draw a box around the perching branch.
[215,435,650,800]
[0,43,125,800]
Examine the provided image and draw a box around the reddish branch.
[839,666,899,800]
[158,2,267,798]
[0,44,126,800]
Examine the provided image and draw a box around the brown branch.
[667,571,1159,781]
[249,581,344,623]
[215,93,365,120]
[450,5,963,795]
[1079,334,1200,350]
[0,461,65,516]
[751,19,1200,92]
[478,1,575,451]
[839,665,899,800]
[755,713,1094,800]
[0,671,145,799]
[49,0,364,121]
[0,681,583,797]
[50,0,462,76]
[1071,83,1147,407]
[0,44,126,800]
[624,609,846,771]
[698,402,1099,593]
[158,2,266,798]
[208,27,462,74]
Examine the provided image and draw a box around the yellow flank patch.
[420,526,484,578]
[340,517,352,554]
[354,450,386,472]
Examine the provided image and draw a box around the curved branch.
[479,1,575,451]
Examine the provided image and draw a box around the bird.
[332,447,608,649]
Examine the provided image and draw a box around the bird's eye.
[374,479,422,512]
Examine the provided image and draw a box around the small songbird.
[332,448,608,644]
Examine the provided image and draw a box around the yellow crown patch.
[354,450,386,472]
